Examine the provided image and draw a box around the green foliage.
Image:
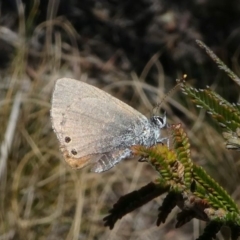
[105,124,240,239]
[192,164,239,213]
[180,40,240,150]
[104,41,240,239]
[180,83,240,131]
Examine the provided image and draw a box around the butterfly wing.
[51,78,148,171]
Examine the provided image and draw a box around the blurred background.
[1,0,240,239]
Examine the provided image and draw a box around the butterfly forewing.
[51,78,148,171]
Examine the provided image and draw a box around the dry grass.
[1,3,240,240]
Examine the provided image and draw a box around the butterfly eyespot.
[65,136,71,143]
[71,149,77,155]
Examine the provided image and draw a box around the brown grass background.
[1,1,240,239]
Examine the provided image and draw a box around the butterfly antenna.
[153,74,187,115]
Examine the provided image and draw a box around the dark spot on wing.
[71,149,77,155]
[65,136,71,143]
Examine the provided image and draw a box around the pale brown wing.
[51,78,148,170]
